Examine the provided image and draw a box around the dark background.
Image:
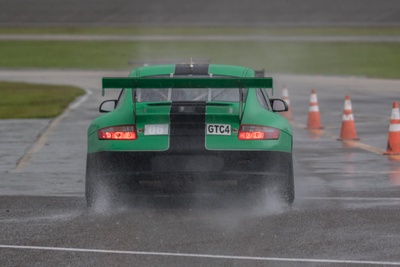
[1,0,399,27]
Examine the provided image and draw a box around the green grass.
[0,26,399,118]
[0,82,85,119]
[1,40,400,79]
[1,26,400,78]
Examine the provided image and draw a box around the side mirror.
[99,100,117,113]
[270,98,288,112]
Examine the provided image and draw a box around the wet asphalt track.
[1,71,400,266]
[2,1,400,265]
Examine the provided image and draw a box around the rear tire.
[85,155,102,209]
[251,153,294,205]
[274,154,294,205]
[85,154,124,210]
[85,173,96,209]
[278,161,294,205]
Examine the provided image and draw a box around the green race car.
[86,63,294,207]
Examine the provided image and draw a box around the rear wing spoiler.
[102,77,273,96]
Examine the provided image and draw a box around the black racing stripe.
[174,64,209,75]
[169,102,206,152]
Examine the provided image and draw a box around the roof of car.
[129,64,255,78]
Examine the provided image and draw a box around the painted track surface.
[1,70,400,266]
[1,0,400,26]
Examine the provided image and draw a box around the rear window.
[136,88,243,102]
[134,75,247,103]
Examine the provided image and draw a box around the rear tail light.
[97,125,137,140]
[238,125,280,140]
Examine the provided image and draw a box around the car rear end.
[86,64,293,206]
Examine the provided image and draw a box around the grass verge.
[1,40,400,79]
[0,82,85,119]
[0,26,399,118]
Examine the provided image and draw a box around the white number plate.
[206,124,231,135]
[144,124,169,135]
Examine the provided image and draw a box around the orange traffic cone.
[338,95,359,140]
[384,102,400,155]
[306,89,323,129]
[281,85,293,121]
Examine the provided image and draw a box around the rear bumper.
[87,150,292,180]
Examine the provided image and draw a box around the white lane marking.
[301,197,400,201]
[69,88,92,110]
[11,88,92,172]
[12,114,64,171]
[0,245,400,265]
